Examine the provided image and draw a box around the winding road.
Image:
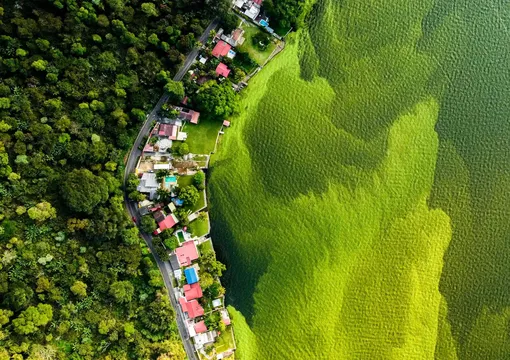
[123,18,219,360]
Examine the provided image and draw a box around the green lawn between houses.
[215,326,236,354]
[238,25,276,66]
[178,175,206,212]
[182,118,221,155]
[189,214,209,237]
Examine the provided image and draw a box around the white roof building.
[244,4,260,20]
[193,331,217,350]
[234,0,245,8]
[137,173,158,191]
[153,163,172,170]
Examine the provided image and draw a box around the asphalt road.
[123,18,219,360]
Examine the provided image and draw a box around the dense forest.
[0,0,231,358]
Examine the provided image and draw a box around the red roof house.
[194,321,208,334]
[179,298,204,319]
[212,41,231,58]
[253,0,263,4]
[216,63,231,78]
[159,124,178,140]
[175,241,199,266]
[190,111,200,124]
[158,214,179,231]
[184,282,203,301]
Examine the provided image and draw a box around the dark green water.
[425,1,510,357]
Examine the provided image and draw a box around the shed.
[184,267,199,284]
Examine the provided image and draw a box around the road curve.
[123,18,219,360]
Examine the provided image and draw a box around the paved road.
[123,18,219,360]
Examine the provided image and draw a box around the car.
[132,216,137,223]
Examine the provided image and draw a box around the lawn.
[214,326,235,354]
[238,26,276,66]
[177,175,206,212]
[182,118,220,155]
[198,238,214,255]
[189,214,209,237]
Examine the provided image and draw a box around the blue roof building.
[184,267,199,284]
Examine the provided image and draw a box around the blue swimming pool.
[165,175,177,183]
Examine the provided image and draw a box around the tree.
[31,59,48,71]
[122,227,140,245]
[109,281,134,303]
[164,80,184,103]
[141,3,158,17]
[70,281,87,298]
[27,201,56,222]
[195,81,239,120]
[177,143,189,156]
[140,215,157,233]
[62,169,108,213]
[193,171,205,190]
[12,304,53,335]
[179,186,199,206]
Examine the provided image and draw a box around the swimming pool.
[165,175,177,183]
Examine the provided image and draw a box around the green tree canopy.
[193,171,205,190]
[194,81,239,120]
[62,169,108,213]
[70,281,88,298]
[140,215,157,233]
[27,201,56,222]
[12,304,53,335]
[109,281,134,303]
[164,80,185,103]
[179,186,199,206]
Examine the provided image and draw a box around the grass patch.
[178,175,206,212]
[182,118,220,155]
[215,326,235,353]
[198,238,214,255]
[238,26,276,66]
[189,214,209,237]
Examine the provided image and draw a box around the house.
[179,298,204,319]
[158,214,179,231]
[153,210,166,224]
[198,56,207,65]
[244,4,260,20]
[212,298,222,308]
[184,267,199,284]
[184,282,203,301]
[175,241,199,266]
[193,331,216,350]
[216,63,231,78]
[220,309,231,326]
[234,0,245,9]
[176,107,200,124]
[194,321,208,334]
[226,49,236,59]
[137,172,159,199]
[223,120,231,127]
[154,163,172,170]
[212,41,232,58]
[232,28,245,46]
[159,124,178,140]
[143,144,154,153]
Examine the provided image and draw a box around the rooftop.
[159,124,178,140]
[212,41,232,58]
[223,120,231,127]
[194,321,208,334]
[184,267,199,284]
[175,241,199,266]
[158,214,179,231]
[179,298,204,319]
[216,63,231,78]
[183,282,203,301]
